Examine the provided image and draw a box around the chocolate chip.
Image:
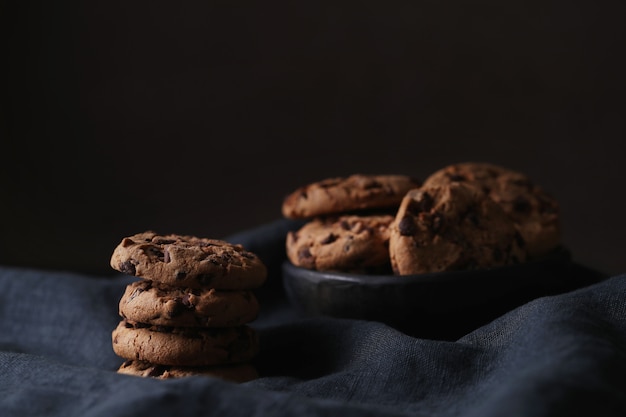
[119,261,136,276]
[176,271,187,280]
[209,258,225,267]
[514,231,526,248]
[512,195,531,213]
[152,237,177,245]
[147,365,167,377]
[181,293,194,308]
[196,273,214,285]
[398,215,417,236]
[129,287,144,300]
[431,213,444,233]
[298,247,312,261]
[320,233,337,244]
[448,173,466,182]
[407,192,433,215]
[146,247,164,261]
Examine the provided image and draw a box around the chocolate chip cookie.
[286,214,394,272]
[389,182,527,275]
[119,280,260,328]
[282,174,421,219]
[422,162,560,257]
[112,320,259,367]
[117,359,259,382]
[110,231,267,289]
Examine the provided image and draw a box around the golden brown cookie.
[422,162,560,257]
[111,320,259,366]
[389,182,527,275]
[286,214,394,272]
[110,231,267,289]
[118,280,260,328]
[117,360,259,382]
[282,174,420,219]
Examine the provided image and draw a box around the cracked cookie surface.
[110,231,267,289]
[389,182,527,275]
[282,174,420,219]
[118,280,260,328]
[423,162,560,257]
[286,214,394,272]
[111,320,259,366]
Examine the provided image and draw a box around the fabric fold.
[0,219,624,417]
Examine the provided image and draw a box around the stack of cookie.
[110,231,267,382]
[282,163,561,275]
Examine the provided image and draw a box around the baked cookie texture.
[422,162,560,258]
[110,231,266,381]
[119,280,260,328]
[117,360,259,382]
[282,165,561,276]
[389,182,528,275]
[286,214,394,272]
[282,174,421,219]
[112,320,259,367]
[110,231,267,289]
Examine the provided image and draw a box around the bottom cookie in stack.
[117,360,259,382]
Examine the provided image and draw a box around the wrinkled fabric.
[1,219,625,417]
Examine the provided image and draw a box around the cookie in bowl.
[286,214,394,273]
[422,162,560,258]
[279,168,590,339]
[389,182,527,275]
[282,173,420,219]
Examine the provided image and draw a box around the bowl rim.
[282,246,572,286]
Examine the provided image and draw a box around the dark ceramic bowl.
[282,248,607,339]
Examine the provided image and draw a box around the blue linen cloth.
[1,219,624,417]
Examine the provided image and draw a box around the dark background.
[2,1,625,276]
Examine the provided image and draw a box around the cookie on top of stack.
[110,231,267,382]
[282,163,561,276]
